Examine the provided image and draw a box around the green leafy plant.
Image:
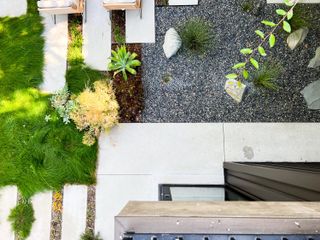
[226,0,299,82]
[180,19,214,54]
[252,60,283,91]
[108,45,141,81]
[289,5,320,31]
[241,0,255,13]
[80,230,103,240]
[113,25,125,45]
[8,201,35,239]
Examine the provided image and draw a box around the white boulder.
[163,28,182,59]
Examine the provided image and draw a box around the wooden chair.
[103,0,142,18]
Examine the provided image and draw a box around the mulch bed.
[112,43,144,123]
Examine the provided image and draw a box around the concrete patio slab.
[83,0,111,71]
[0,0,27,17]
[95,175,157,240]
[27,192,52,240]
[0,186,17,240]
[169,0,198,5]
[98,123,224,178]
[126,0,155,43]
[40,13,68,93]
[61,185,87,240]
[224,123,320,162]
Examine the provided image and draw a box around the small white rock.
[224,79,246,103]
[163,28,182,59]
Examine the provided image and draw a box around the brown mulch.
[155,0,168,6]
[50,191,63,240]
[112,43,144,123]
[111,10,125,44]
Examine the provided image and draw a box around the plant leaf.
[258,46,267,56]
[269,34,276,48]
[284,0,294,6]
[276,9,287,16]
[261,20,276,27]
[250,58,259,69]
[240,48,253,55]
[287,9,294,20]
[255,30,265,39]
[232,62,246,69]
[226,73,238,79]
[283,21,292,33]
[243,69,249,79]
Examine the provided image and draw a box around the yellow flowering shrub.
[70,81,119,146]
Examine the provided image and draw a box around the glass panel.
[170,187,225,201]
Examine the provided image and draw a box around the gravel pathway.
[141,0,320,122]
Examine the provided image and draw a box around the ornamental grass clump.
[70,81,119,146]
[8,201,35,239]
[180,19,214,54]
[252,61,283,91]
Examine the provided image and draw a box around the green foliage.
[226,0,298,83]
[240,0,255,13]
[113,25,125,45]
[0,1,97,199]
[252,61,283,91]
[8,201,35,239]
[289,5,320,31]
[180,19,214,55]
[80,230,103,240]
[108,45,141,80]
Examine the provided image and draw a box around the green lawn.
[0,0,97,199]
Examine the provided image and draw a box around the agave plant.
[108,45,141,80]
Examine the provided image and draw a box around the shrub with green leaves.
[180,19,214,54]
[8,201,35,239]
[80,230,103,240]
[108,45,141,81]
[252,61,283,91]
[226,0,298,82]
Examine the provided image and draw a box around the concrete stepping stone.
[95,175,157,240]
[83,0,111,71]
[0,186,18,240]
[61,185,87,240]
[169,0,198,5]
[0,0,27,17]
[126,0,155,43]
[40,13,68,93]
[27,192,52,240]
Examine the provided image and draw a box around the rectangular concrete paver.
[27,192,52,240]
[83,0,111,71]
[98,123,224,180]
[0,0,27,17]
[40,13,68,93]
[0,186,17,240]
[95,175,157,240]
[224,123,320,162]
[169,0,198,5]
[61,185,87,240]
[126,0,155,43]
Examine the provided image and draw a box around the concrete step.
[27,192,52,240]
[0,186,18,240]
[61,185,87,240]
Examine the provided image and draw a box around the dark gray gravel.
[141,0,320,122]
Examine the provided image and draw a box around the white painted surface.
[0,0,27,17]
[98,123,224,179]
[61,185,87,240]
[126,0,155,43]
[95,175,157,240]
[169,0,198,5]
[224,123,320,162]
[0,186,17,240]
[83,0,111,71]
[40,14,68,93]
[27,192,52,240]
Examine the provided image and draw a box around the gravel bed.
[141,0,320,122]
